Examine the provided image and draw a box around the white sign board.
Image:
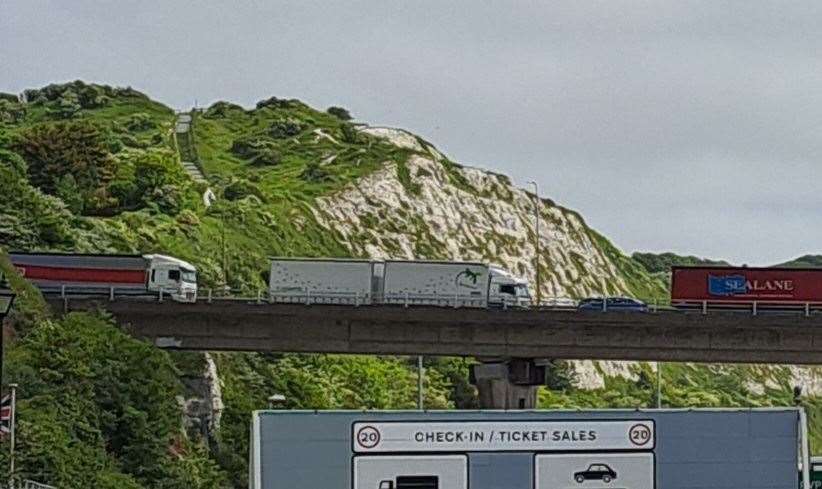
[352,421,654,453]
[535,453,655,489]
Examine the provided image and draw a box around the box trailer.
[269,258,375,305]
[381,260,491,307]
[250,408,810,489]
[9,252,197,302]
[672,266,822,309]
[268,259,530,308]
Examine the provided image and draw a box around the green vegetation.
[777,255,822,268]
[0,251,226,489]
[632,251,731,275]
[2,81,820,486]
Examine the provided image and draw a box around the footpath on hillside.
[175,111,216,206]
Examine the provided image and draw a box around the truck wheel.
[575,475,584,483]
[603,475,612,483]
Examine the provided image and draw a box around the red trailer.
[8,252,198,302]
[671,266,822,309]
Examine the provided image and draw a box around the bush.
[51,92,81,119]
[0,166,76,248]
[255,96,291,110]
[340,123,360,144]
[125,113,157,131]
[300,161,331,183]
[223,178,263,201]
[0,149,26,175]
[23,81,127,108]
[12,120,117,214]
[268,118,303,139]
[327,106,352,120]
[203,101,244,119]
[0,99,26,124]
[230,136,281,166]
[109,149,187,212]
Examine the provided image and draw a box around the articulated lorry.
[9,252,198,303]
[268,258,530,308]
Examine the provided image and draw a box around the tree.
[326,106,352,121]
[12,120,117,214]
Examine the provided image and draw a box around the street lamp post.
[528,181,541,305]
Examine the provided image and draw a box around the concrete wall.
[251,409,801,489]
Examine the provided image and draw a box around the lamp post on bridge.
[528,181,541,306]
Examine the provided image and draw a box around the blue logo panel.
[708,275,747,296]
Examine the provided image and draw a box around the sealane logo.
[708,274,796,296]
[708,275,746,296]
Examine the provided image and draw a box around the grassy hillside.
[777,255,822,268]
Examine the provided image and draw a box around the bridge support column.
[470,358,546,409]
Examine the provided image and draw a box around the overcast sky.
[2,1,820,265]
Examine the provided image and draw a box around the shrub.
[255,96,290,110]
[0,149,26,175]
[0,166,76,248]
[223,178,263,201]
[108,148,186,212]
[125,112,157,131]
[340,123,360,144]
[327,106,352,120]
[300,161,331,183]
[230,136,281,166]
[52,92,81,119]
[203,101,244,119]
[268,118,303,139]
[54,174,84,214]
[12,120,117,214]
[0,99,26,124]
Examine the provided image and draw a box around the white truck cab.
[489,266,531,307]
[144,254,198,303]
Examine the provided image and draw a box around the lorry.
[268,258,530,308]
[672,266,822,310]
[9,252,198,303]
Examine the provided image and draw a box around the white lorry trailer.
[268,258,530,308]
[268,258,375,304]
[9,252,198,303]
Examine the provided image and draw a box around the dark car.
[577,296,649,312]
[574,463,617,483]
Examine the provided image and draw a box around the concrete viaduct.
[47,297,822,408]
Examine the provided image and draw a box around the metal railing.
[42,286,822,316]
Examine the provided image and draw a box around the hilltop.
[2,81,821,488]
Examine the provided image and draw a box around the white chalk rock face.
[312,126,822,396]
[314,129,638,300]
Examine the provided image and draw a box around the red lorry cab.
[671,266,822,307]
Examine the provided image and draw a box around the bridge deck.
[47,297,822,364]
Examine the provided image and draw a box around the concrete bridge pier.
[471,358,547,409]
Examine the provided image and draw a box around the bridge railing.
[43,286,822,316]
